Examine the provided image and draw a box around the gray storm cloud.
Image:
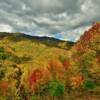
[0,0,100,41]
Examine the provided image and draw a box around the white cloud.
[0,24,13,32]
[54,25,91,41]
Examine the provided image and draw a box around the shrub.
[35,82,49,97]
[48,79,64,96]
[70,76,84,88]
[28,69,43,90]
[31,95,36,100]
[49,59,65,80]
[83,80,95,90]
[0,47,4,53]
[0,53,9,60]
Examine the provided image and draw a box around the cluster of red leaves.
[49,59,70,81]
[28,69,43,90]
[75,43,87,53]
[81,32,93,42]
[70,76,84,88]
[49,59,70,71]
[49,60,64,79]
[62,60,70,70]
[0,81,9,96]
[49,60,63,70]
[28,68,51,91]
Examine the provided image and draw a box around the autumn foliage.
[62,60,70,70]
[0,81,9,96]
[0,22,100,99]
[28,69,43,90]
[70,76,84,88]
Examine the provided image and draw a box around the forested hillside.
[0,23,100,100]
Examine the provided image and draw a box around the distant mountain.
[0,32,74,50]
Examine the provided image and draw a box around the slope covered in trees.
[0,23,100,100]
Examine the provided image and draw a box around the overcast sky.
[0,0,100,41]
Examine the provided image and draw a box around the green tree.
[83,80,95,90]
[48,79,64,96]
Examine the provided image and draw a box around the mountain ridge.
[0,32,74,50]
